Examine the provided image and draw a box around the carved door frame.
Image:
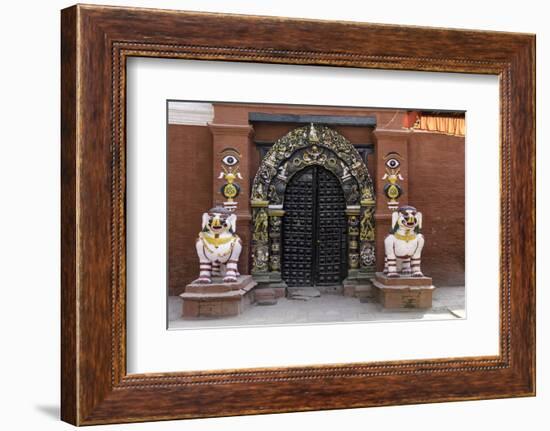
[250,124,376,288]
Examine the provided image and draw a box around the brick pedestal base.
[180,275,257,318]
[372,272,435,309]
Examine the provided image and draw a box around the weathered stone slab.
[287,287,321,301]
[254,288,278,306]
[343,279,375,301]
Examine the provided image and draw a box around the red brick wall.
[407,133,465,286]
[167,125,213,295]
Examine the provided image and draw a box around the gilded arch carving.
[251,124,374,205]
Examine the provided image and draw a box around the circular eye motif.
[222,155,239,166]
[385,158,400,169]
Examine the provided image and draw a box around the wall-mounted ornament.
[218,148,243,212]
[382,152,405,210]
[218,165,243,211]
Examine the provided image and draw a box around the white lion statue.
[383,205,425,278]
[195,207,242,284]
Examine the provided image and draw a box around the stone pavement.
[168,286,465,330]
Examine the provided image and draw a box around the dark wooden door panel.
[282,167,315,286]
[316,168,347,286]
[282,166,347,287]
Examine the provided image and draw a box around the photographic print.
[167,101,466,329]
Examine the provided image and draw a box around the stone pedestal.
[251,270,287,298]
[254,287,278,305]
[181,275,257,318]
[343,279,376,302]
[372,272,435,309]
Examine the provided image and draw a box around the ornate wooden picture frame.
[61,4,535,425]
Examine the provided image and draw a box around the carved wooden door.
[282,166,347,287]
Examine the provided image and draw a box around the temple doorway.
[282,165,348,288]
[250,124,376,295]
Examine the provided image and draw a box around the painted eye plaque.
[220,148,241,167]
[222,154,239,166]
[386,157,400,169]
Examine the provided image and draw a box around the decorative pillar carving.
[359,206,376,273]
[251,200,269,274]
[359,185,376,274]
[268,206,284,272]
[345,206,361,271]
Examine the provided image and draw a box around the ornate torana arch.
[250,124,376,285]
[251,124,373,204]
